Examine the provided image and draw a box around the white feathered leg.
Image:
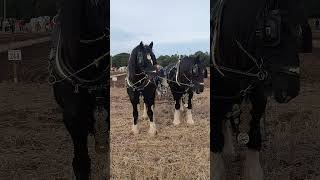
[180,99,185,111]
[244,149,263,180]
[142,103,148,120]
[211,152,226,180]
[173,109,181,125]
[148,105,157,136]
[132,124,139,135]
[186,109,194,125]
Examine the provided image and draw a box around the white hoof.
[186,109,194,125]
[211,152,226,180]
[142,103,148,120]
[148,122,157,136]
[173,110,181,125]
[132,124,139,135]
[244,150,263,180]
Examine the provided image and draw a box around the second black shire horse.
[126,42,159,136]
[211,0,312,179]
[165,56,207,125]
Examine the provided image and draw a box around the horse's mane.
[218,0,266,69]
[60,0,83,42]
[127,45,140,81]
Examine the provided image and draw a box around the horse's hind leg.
[244,86,266,180]
[186,92,194,125]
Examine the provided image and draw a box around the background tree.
[111,51,210,68]
[111,53,130,68]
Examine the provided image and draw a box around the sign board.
[8,50,22,61]
[112,77,118,81]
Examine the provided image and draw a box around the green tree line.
[111,51,210,68]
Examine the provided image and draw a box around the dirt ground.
[110,79,210,179]
[0,83,108,180]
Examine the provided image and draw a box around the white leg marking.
[186,109,194,125]
[180,99,184,111]
[173,109,181,125]
[149,121,157,136]
[223,120,234,155]
[211,152,226,180]
[244,149,263,180]
[148,105,157,136]
[142,103,148,120]
[132,124,139,135]
[162,79,169,87]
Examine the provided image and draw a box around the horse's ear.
[149,41,153,49]
[139,41,144,48]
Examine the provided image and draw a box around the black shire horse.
[126,42,159,136]
[210,0,312,179]
[165,56,207,125]
[48,0,110,179]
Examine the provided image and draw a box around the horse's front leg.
[128,89,140,135]
[244,86,267,180]
[173,93,182,125]
[186,92,194,124]
[144,95,157,136]
[132,102,139,135]
[63,112,91,180]
[211,100,236,180]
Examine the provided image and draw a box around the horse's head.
[262,8,309,103]
[180,56,207,94]
[214,0,310,103]
[128,41,157,81]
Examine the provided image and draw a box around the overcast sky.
[110,0,210,56]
